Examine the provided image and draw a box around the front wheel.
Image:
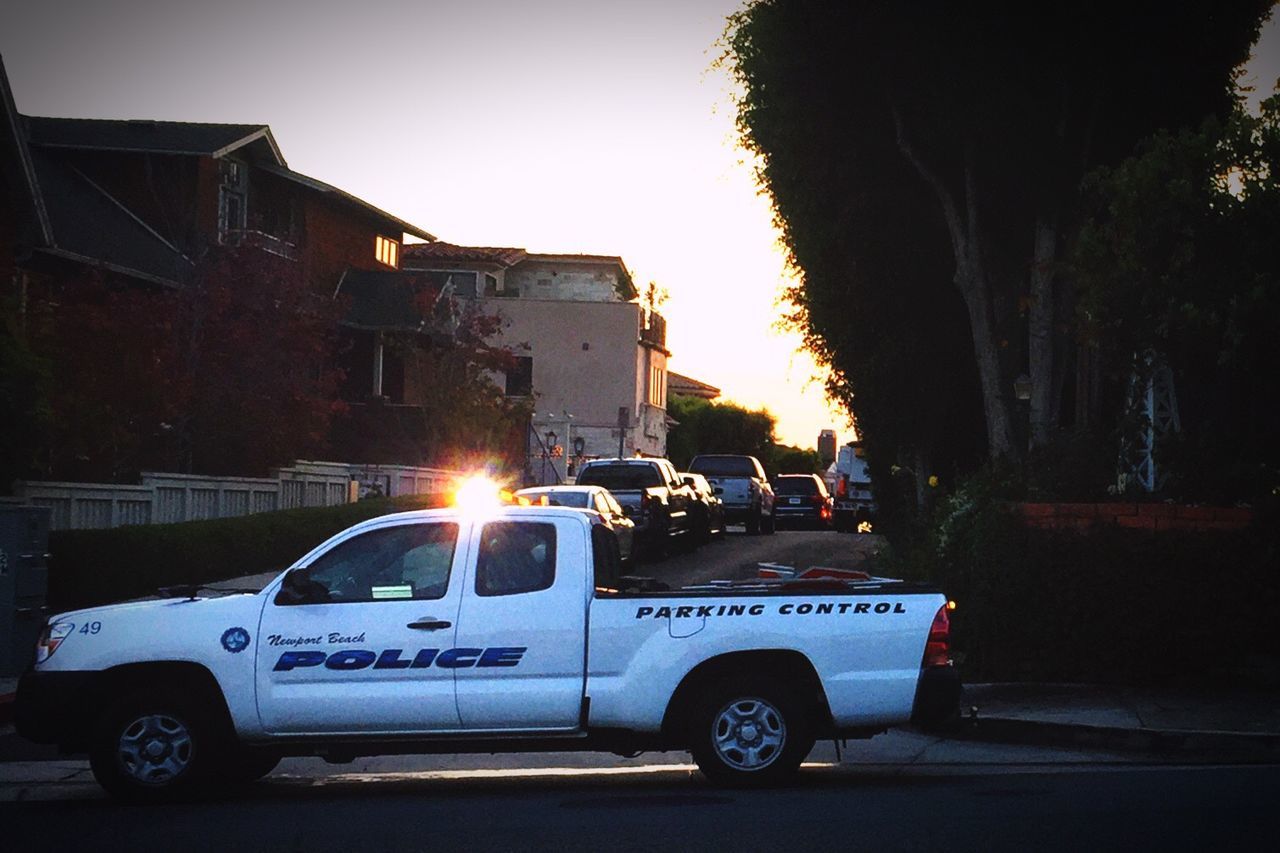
[687,677,813,787]
[89,689,219,802]
[745,503,761,535]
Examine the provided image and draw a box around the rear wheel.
[745,503,761,535]
[90,688,219,802]
[687,676,813,787]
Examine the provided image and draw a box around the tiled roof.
[402,242,527,267]
[24,117,283,163]
[669,372,721,399]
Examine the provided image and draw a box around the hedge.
[891,500,1280,688]
[47,494,449,610]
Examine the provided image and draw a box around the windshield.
[577,465,662,490]
[689,456,757,477]
[522,490,591,508]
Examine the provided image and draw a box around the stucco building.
[402,243,670,482]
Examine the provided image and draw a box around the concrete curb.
[938,715,1280,760]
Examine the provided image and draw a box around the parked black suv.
[771,474,833,529]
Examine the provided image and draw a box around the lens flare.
[453,475,503,515]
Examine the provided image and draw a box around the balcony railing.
[225,228,299,260]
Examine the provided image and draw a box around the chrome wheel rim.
[117,713,193,785]
[711,697,786,771]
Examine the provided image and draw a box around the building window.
[375,235,399,268]
[506,356,533,397]
[218,159,247,240]
[648,365,666,407]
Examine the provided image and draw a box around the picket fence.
[10,460,463,531]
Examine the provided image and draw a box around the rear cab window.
[476,521,557,596]
[577,464,661,490]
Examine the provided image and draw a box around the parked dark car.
[680,472,725,543]
[771,474,834,529]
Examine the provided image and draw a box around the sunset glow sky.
[3,0,1276,448]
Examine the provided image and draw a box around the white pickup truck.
[16,502,959,801]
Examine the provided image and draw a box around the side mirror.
[275,567,329,606]
[713,486,724,495]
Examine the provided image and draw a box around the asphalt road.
[2,759,1273,851]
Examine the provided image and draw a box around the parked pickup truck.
[688,454,776,534]
[16,501,960,801]
[575,457,695,555]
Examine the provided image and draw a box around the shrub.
[47,494,448,610]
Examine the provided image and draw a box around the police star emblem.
[221,626,251,653]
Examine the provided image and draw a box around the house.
[0,53,454,475]
[401,242,671,482]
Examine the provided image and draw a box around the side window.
[476,522,556,597]
[303,523,457,603]
[591,524,622,591]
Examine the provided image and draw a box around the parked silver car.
[514,485,637,564]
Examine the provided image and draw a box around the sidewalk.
[941,682,1280,760]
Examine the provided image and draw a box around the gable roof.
[257,164,434,242]
[0,54,51,245]
[401,242,528,267]
[24,117,285,164]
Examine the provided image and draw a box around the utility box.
[0,506,51,676]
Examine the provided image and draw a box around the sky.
[2,1,1277,448]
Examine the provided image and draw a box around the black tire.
[762,508,776,535]
[687,676,813,787]
[745,503,761,535]
[693,507,712,546]
[89,688,221,802]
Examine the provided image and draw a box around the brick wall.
[1017,502,1254,532]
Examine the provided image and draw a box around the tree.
[1073,89,1280,503]
[725,0,1270,471]
[666,396,777,470]
[18,247,347,482]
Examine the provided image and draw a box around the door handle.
[407,619,452,630]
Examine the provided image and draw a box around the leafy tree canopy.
[1073,90,1280,503]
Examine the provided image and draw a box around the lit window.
[375,235,399,268]
[649,365,666,407]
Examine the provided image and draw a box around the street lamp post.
[545,411,574,482]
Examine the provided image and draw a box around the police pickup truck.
[16,495,959,801]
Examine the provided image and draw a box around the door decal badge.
[221,626,252,653]
[272,646,527,671]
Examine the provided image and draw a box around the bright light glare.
[857,521,873,534]
[453,476,503,515]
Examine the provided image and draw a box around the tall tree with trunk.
[726,0,1270,464]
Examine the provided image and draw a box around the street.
[2,529,1273,849]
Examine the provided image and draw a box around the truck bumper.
[15,670,102,748]
[911,665,962,730]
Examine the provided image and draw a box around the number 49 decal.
[79,621,102,635]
